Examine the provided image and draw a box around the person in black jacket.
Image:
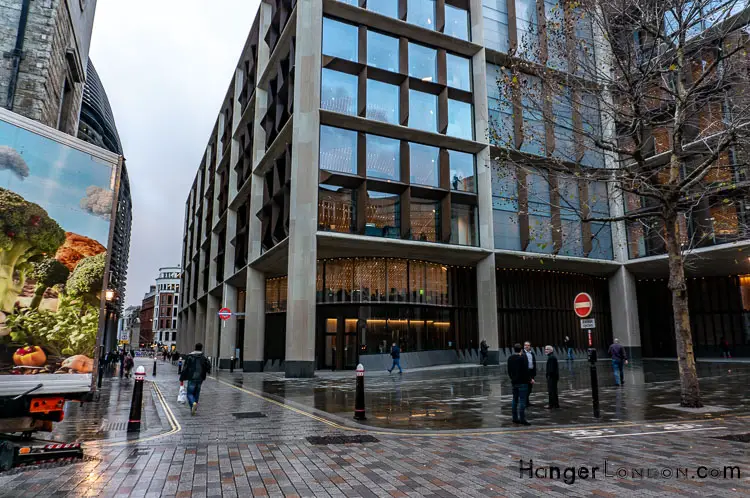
[523,342,537,406]
[544,345,560,408]
[387,343,402,373]
[179,343,212,416]
[507,343,532,425]
[480,339,489,366]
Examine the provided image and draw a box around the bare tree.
[489,0,750,406]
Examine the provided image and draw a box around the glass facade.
[319,184,356,233]
[409,43,438,82]
[320,126,357,174]
[409,90,438,132]
[447,99,474,140]
[448,150,475,192]
[366,191,401,238]
[407,0,437,30]
[321,69,357,115]
[367,79,399,124]
[323,18,358,61]
[450,204,478,246]
[367,31,399,71]
[368,0,398,18]
[410,143,439,187]
[446,54,471,91]
[366,134,400,181]
[411,198,440,241]
[483,0,510,53]
[445,5,470,40]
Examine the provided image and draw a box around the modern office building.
[178,0,750,376]
[153,267,181,350]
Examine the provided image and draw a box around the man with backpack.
[179,342,211,416]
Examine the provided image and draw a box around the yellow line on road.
[83,381,182,448]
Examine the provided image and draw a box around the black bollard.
[354,364,366,420]
[127,366,146,432]
[153,359,157,377]
[588,348,600,418]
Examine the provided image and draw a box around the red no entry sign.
[218,307,232,320]
[574,293,593,318]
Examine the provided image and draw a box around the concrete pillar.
[469,0,500,363]
[205,294,220,366]
[219,284,238,369]
[283,0,323,378]
[608,267,641,360]
[244,268,265,371]
[195,299,207,350]
[185,307,195,352]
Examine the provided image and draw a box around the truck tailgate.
[0,375,92,397]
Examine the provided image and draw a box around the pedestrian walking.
[544,346,560,409]
[480,339,489,366]
[508,343,532,425]
[177,356,184,374]
[607,338,628,386]
[179,342,212,416]
[564,336,575,360]
[123,353,134,378]
[387,343,402,374]
[720,336,732,358]
[523,342,537,406]
[119,352,125,378]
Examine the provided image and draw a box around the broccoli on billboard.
[0,117,116,377]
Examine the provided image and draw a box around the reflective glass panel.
[366,191,401,238]
[368,0,398,18]
[446,54,471,91]
[319,126,357,174]
[450,204,478,246]
[409,43,438,82]
[323,18,358,61]
[407,0,436,30]
[409,143,439,186]
[447,99,474,140]
[321,69,357,115]
[445,5,470,40]
[366,134,400,181]
[367,79,399,124]
[410,198,440,242]
[367,31,399,72]
[318,184,356,233]
[448,150,475,192]
[409,90,437,132]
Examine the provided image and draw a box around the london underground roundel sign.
[573,293,593,318]
[218,308,232,321]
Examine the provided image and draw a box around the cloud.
[80,185,113,219]
[0,145,30,180]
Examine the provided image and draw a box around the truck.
[0,107,124,469]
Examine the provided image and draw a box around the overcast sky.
[89,0,261,306]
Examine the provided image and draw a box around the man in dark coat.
[544,346,560,408]
[480,339,489,366]
[508,343,532,425]
[523,341,537,406]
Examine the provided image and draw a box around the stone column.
[195,299,207,350]
[284,0,323,378]
[219,284,238,369]
[608,267,641,360]
[470,0,500,363]
[205,294,220,367]
[184,306,195,352]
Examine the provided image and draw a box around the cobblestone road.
[1,359,748,497]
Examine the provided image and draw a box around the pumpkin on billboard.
[13,346,47,367]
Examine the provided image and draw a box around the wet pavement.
[0,358,748,497]
[218,359,750,431]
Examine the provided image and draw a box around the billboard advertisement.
[0,113,118,377]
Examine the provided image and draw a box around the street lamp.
[98,289,116,389]
[105,289,115,302]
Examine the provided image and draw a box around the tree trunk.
[664,212,702,407]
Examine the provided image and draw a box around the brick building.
[140,286,156,347]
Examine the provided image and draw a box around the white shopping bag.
[177,384,187,404]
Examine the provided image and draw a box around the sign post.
[575,293,600,418]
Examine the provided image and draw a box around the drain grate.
[306,435,379,445]
[714,433,750,443]
[232,412,266,419]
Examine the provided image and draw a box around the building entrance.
[319,313,359,370]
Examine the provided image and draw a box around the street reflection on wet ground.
[223,360,750,430]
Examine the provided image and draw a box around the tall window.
[445,5,470,40]
[407,0,436,30]
[450,205,478,246]
[408,43,438,82]
[580,92,605,168]
[587,181,613,259]
[367,80,399,124]
[526,169,553,253]
[410,143,439,186]
[409,90,438,132]
[515,0,540,62]
[483,0,510,53]
[544,0,567,72]
[319,184,356,233]
[552,85,574,161]
[449,151,475,192]
[320,126,357,174]
[367,31,399,71]
[446,54,471,91]
[487,64,513,147]
[447,100,474,140]
[323,18,358,61]
[366,134,400,181]
[366,191,401,238]
[321,69,357,115]
[558,177,583,257]
[520,74,545,156]
[411,199,440,242]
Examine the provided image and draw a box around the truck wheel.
[0,440,14,472]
